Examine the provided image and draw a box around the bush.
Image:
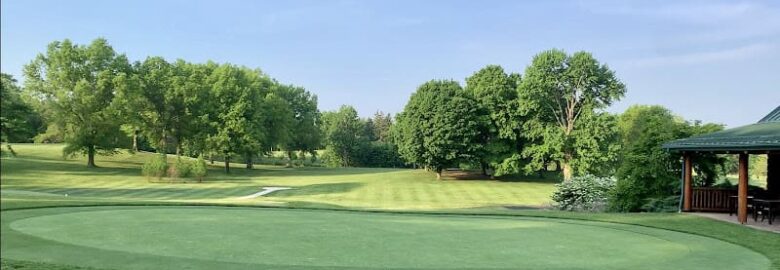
[142,154,168,180]
[191,156,207,182]
[551,175,615,212]
[640,195,680,212]
[168,158,191,178]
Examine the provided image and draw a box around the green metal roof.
[758,106,780,123]
[663,106,780,152]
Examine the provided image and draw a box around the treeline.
[390,50,727,211]
[5,38,321,172]
[394,51,628,180]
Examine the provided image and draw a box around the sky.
[2,0,779,128]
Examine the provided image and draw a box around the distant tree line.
[1,39,730,211]
[6,38,321,173]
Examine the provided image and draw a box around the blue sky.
[2,0,778,127]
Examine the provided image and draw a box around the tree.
[371,111,393,143]
[396,80,482,179]
[465,65,521,176]
[519,49,625,180]
[205,64,270,172]
[126,57,178,154]
[24,39,132,167]
[272,84,321,164]
[1,73,43,143]
[610,105,723,212]
[262,91,293,166]
[322,105,366,167]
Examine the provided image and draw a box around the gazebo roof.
[663,106,780,153]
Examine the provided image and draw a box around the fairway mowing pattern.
[2,206,771,270]
[1,144,556,210]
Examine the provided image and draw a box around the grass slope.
[1,206,770,270]
[1,144,779,269]
[1,144,555,210]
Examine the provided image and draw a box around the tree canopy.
[518,49,625,180]
[0,73,42,143]
[24,39,133,167]
[396,80,483,179]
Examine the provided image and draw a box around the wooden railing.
[691,187,736,212]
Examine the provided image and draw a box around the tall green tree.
[176,62,217,158]
[519,49,625,180]
[1,73,43,143]
[371,111,393,143]
[24,39,132,167]
[465,65,521,176]
[205,64,271,172]
[128,57,178,154]
[396,80,482,179]
[322,105,366,167]
[610,105,724,212]
[272,84,320,163]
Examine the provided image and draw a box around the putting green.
[1,207,771,270]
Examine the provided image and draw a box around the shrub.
[551,175,615,212]
[168,158,191,178]
[640,195,680,212]
[142,154,168,180]
[191,156,207,182]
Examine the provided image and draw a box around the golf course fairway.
[1,206,771,270]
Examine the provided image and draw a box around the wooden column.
[683,153,693,212]
[738,153,749,224]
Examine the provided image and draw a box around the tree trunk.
[436,167,443,180]
[246,153,253,169]
[224,155,230,174]
[286,150,293,167]
[562,161,573,181]
[480,162,488,176]
[87,145,96,168]
[132,129,139,152]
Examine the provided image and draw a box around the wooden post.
[683,153,693,212]
[738,153,749,224]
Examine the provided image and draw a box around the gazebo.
[663,106,780,224]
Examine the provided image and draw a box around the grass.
[1,206,771,270]
[1,144,779,270]
[1,144,556,210]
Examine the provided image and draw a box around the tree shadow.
[441,170,562,183]
[264,182,363,197]
[10,185,259,200]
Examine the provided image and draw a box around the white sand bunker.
[238,187,293,199]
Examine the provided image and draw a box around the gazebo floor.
[691,212,780,233]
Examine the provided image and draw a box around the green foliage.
[640,196,680,213]
[142,154,168,179]
[371,112,393,143]
[465,65,521,176]
[24,39,132,167]
[169,158,192,178]
[321,105,366,167]
[395,80,483,177]
[204,64,274,171]
[610,105,725,212]
[610,105,683,212]
[551,175,615,211]
[273,84,321,156]
[518,49,625,180]
[0,73,43,143]
[191,155,208,180]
